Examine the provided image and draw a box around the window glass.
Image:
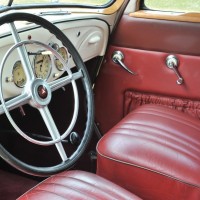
[13,0,111,6]
[145,0,200,12]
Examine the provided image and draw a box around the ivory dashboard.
[0,13,109,99]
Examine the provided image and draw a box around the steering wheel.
[0,13,94,176]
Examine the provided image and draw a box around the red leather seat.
[97,104,200,200]
[17,170,142,200]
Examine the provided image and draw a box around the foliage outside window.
[145,0,200,13]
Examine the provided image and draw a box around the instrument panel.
[0,18,109,99]
[9,45,69,88]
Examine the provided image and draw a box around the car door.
[94,0,200,134]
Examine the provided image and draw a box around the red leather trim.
[97,105,200,200]
[111,15,200,56]
[94,45,200,133]
[17,170,141,200]
[124,90,200,119]
[97,156,200,200]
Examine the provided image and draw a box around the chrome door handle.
[166,55,184,85]
[112,51,136,75]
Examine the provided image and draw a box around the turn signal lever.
[112,51,136,75]
[166,55,184,85]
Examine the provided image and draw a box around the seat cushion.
[97,104,200,200]
[17,170,142,200]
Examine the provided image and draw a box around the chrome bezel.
[54,46,69,71]
[33,52,52,80]
[12,60,27,88]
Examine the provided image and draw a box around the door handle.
[112,51,136,75]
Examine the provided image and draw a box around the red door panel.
[111,15,200,56]
[94,15,200,134]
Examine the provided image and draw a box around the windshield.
[1,0,111,6]
[0,0,9,6]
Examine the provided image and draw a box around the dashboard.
[0,15,109,99]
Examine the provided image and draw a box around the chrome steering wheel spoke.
[50,70,83,92]
[39,106,68,161]
[9,23,35,81]
[0,93,30,115]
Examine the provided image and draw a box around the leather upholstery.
[123,90,200,120]
[97,104,200,200]
[95,14,200,134]
[111,15,200,56]
[94,45,200,133]
[17,170,142,200]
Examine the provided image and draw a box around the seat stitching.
[122,119,200,141]
[61,176,126,200]
[114,121,200,148]
[115,123,200,150]
[136,106,200,122]
[140,109,200,125]
[97,149,200,189]
[107,131,200,161]
[35,182,95,200]
[40,175,121,200]
[26,189,69,199]
[132,110,200,130]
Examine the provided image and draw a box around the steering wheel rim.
[0,12,94,176]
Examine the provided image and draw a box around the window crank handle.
[112,51,136,75]
[166,55,184,85]
[171,67,183,85]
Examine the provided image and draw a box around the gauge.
[34,54,51,80]
[12,61,26,88]
[55,47,68,71]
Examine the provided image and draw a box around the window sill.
[129,10,200,23]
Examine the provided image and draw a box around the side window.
[144,0,200,13]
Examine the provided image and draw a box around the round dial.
[34,54,51,79]
[55,47,68,71]
[12,61,26,88]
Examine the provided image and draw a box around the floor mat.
[0,169,39,200]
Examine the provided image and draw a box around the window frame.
[140,0,200,13]
[129,0,200,23]
[0,0,116,14]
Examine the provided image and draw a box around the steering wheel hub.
[38,85,48,99]
[28,79,52,108]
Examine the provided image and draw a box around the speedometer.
[34,54,51,80]
[12,61,26,88]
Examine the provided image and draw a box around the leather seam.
[106,131,200,160]
[116,123,200,152]
[36,182,95,200]
[26,189,68,199]
[97,148,200,189]
[132,109,200,130]
[64,176,125,200]
[134,105,200,123]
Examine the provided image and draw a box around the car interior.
[0,0,200,199]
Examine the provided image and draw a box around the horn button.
[38,85,48,99]
[28,79,52,108]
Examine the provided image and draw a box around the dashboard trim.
[0,17,110,39]
[0,17,110,99]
